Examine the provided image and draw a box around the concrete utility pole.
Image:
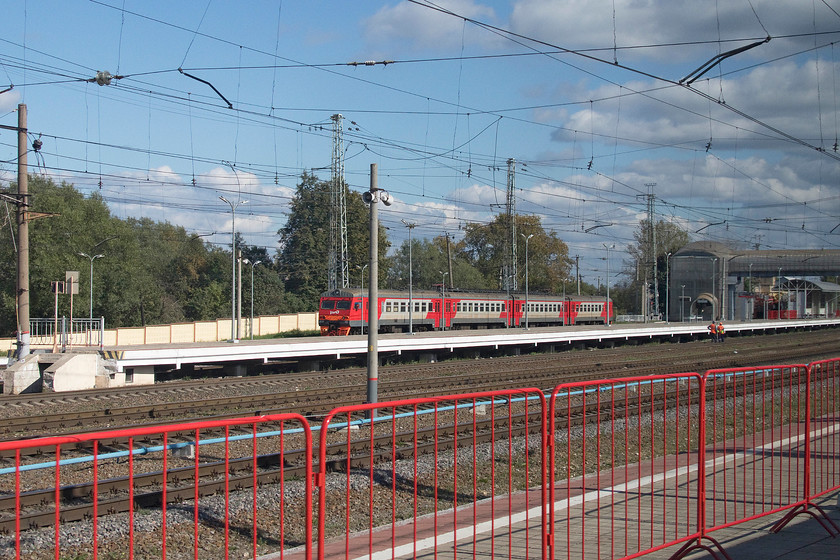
[445,232,454,289]
[402,220,416,334]
[364,163,390,413]
[0,105,32,359]
[16,104,29,359]
[643,183,658,318]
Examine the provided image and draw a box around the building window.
[125,368,134,383]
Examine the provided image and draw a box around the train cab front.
[319,290,356,335]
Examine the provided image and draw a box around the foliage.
[456,214,572,293]
[388,214,572,294]
[0,176,290,335]
[388,236,489,291]
[276,172,389,310]
[621,219,690,315]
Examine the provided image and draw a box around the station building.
[667,241,840,322]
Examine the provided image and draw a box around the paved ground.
[266,417,840,560]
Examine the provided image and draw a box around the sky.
[1,0,839,285]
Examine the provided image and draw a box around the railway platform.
[4,317,839,394]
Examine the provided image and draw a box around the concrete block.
[2,354,42,394]
[44,354,100,392]
[171,443,196,459]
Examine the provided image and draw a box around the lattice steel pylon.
[329,114,349,291]
[506,158,517,293]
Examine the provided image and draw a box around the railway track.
[1,329,837,447]
[0,331,840,452]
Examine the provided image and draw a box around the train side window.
[400,302,406,313]
[354,302,360,310]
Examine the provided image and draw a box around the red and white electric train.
[319,288,613,336]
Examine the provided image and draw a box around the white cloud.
[510,0,835,64]
[363,0,498,51]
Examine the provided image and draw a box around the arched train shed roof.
[673,242,840,277]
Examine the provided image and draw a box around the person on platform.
[717,321,725,343]
[708,321,718,342]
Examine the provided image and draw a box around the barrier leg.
[668,535,733,560]
[770,502,840,537]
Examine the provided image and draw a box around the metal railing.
[29,317,105,350]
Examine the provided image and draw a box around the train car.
[566,296,613,325]
[320,289,614,335]
[509,293,565,328]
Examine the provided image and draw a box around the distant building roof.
[673,242,840,276]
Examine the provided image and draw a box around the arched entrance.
[691,293,719,321]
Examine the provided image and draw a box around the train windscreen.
[321,300,336,310]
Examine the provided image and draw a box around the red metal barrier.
[3,358,840,560]
[314,389,547,560]
[548,373,706,560]
[769,358,840,536]
[705,365,809,529]
[804,358,840,502]
[0,414,312,560]
[672,363,840,558]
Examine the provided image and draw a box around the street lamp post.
[243,259,262,339]
[78,252,104,321]
[440,271,449,330]
[521,233,533,329]
[402,220,416,334]
[748,263,753,321]
[220,195,247,341]
[711,258,718,320]
[778,267,783,320]
[603,243,614,327]
[665,252,672,323]
[358,264,368,335]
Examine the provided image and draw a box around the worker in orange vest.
[708,321,718,342]
[717,322,725,343]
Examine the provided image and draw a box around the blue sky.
[1,0,839,284]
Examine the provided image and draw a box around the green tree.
[276,172,389,309]
[456,214,572,293]
[623,219,690,315]
[388,236,489,292]
[0,176,249,333]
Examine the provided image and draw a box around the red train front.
[318,289,364,335]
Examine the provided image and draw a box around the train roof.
[320,288,610,302]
